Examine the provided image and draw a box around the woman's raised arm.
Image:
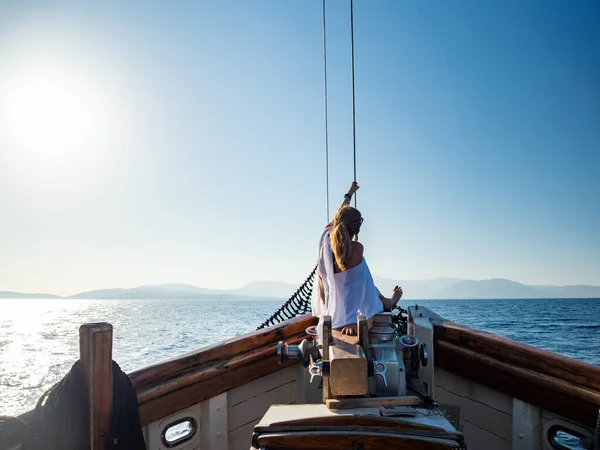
[325,182,359,228]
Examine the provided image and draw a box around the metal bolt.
[217,432,222,437]
[518,433,524,439]
[216,405,221,411]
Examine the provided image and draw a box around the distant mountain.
[374,278,600,299]
[373,276,463,299]
[435,278,538,299]
[68,284,250,300]
[2,279,600,300]
[529,284,600,299]
[0,291,62,299]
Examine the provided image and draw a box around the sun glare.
[0,67,111,172]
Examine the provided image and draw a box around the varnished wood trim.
[432,318,600,392]
[130,314,316,389]
[435,338,600,428]
[79,323,113,450]
[256,431,460,450]
[136,343,278,404]
[326,395,420,410]
[437,341,600,405]
[258,416,462,439]
[132,314,316,425]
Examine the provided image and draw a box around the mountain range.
[1,277,599,300]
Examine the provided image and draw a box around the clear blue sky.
[0,0,598,295]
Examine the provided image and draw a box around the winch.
[256,307,465,450]
[277,308,432,403]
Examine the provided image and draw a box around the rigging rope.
[256,265,316,329]
[257,1,362,329]
[350,0,357,207]
[322,0,331,223]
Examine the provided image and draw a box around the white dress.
[312,227,382,343]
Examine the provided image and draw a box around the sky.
[0,0,598,296]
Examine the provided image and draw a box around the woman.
[312,182,403,338]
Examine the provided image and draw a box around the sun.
[0,67,104,169]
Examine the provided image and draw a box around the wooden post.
[357,314,371,396]
[79,323,113,450]
[357,315,369,356]
[322,316,332,401]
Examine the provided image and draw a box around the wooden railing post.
[79,323,113,450]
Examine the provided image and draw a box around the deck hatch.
[161,417,197,447]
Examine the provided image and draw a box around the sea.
[1,297,599,418]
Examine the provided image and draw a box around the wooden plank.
[138,350,296,425]
[253,404,463,442]
[137,343,282,404]
[228,381,296,432]
[229,417,260,450]
[461,419,511,450]
[135,318,312,425]
[322,316,331,360]
[261,415,461,438]
[256,431,460,449]
[435,368,513,415]
[432,318,600,392]
[322,315,331,401]
[329,342,367,397]
[228,365,297,408]
[357,315,370,356]
[331,329,358,345]
[437,341,600,404]
[326,396,420,410]
[435,340,600,428]
[79,323,113,450]
[434,385,512,441]
[129,314,316,389]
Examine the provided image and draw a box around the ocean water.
[1,298,598,418]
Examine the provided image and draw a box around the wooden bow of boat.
[2,307,599,450]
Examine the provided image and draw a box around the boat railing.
[429,311,600,429]
[128,314,317,425]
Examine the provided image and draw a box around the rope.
[1,360,146,450]
[258,1,360,330]
[256,265,317,329]
[322,0,331,223]
[350,0,357,208]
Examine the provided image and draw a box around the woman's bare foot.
[391,285,403,304]
[341,324,357,336]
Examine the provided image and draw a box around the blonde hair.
[330,206,362,271]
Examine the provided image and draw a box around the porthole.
[547,424,586,449]
[161,417,197,448]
